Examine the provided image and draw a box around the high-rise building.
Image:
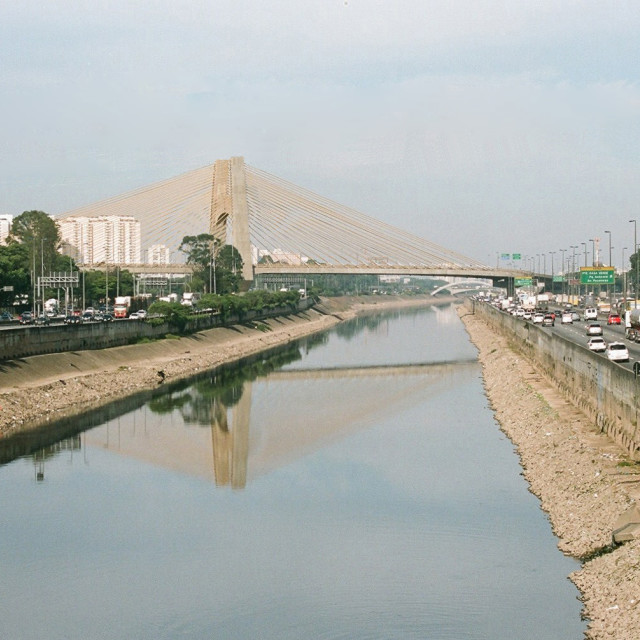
[147,244,170,265]
[58,215,141,265]
[0,215,12,244]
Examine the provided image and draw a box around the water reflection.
[85,358,476,490]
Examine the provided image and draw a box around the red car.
[607,314,622,325]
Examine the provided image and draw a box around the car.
[586,323,603,336]
[561,312,573,324]
[571,311,581,322]
[515,308,525,317]
[587,337,607,352]
[19,312,33,325]
[64,314,83,325]
[608,314,622,325]
[533,313,545,324]
[129,311,141,320]
[542,314,555,327]
[34,314,50,326]
[606,341,630,362]
[136,309,147,319]
[82,311,95,321]
[0,311,12,322]
[522,310,532,320]
[584,307,598,321]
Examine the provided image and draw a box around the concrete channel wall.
[0,298,315,362]
[467,299,640,457]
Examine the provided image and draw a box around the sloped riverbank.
[0,296,449,437]
[460,308,640,640]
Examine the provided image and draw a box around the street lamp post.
[604,230,612,301]
[581,242,587,302]
[550,251,556,295]
[560,249,566,301]
[623,247,628,302]
[571,245,578,303]
[630,220,637,308]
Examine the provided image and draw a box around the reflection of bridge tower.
[210,382,251,489]
[211,158,253,283]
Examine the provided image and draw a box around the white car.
[587,337,607,352]
[561,312,573,324]
[586,323,603,336]
[584,307,598,321]
[532,313,545,324]
[606,342,630,362]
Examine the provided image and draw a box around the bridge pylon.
[211,157,254,283]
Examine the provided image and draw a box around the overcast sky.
[2,0,640,267]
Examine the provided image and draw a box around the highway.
[521,307,637,372]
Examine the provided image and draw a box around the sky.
[2,0,640,268]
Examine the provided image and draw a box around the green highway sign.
[515,277,532,287]
[552,275,565,283]
[580,267,615,285]
[512,253,521,260]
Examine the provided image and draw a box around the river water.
[0,303,585,639]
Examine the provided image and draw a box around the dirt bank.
[0,295,450,437]
[459,308,640,640]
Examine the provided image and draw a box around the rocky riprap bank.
[460,309,640,640]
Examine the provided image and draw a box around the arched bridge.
[57,157,527,288]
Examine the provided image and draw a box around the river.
[0,303,585,639]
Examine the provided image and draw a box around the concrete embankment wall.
[0,298,315,361]
[467,299,640,457]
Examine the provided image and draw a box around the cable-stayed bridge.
[57,157,526,287]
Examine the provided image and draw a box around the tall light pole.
[581,242,587,302]
[550,251,556,296]
[604,230,612,301]
[630,220,637,308]
[623,247,628,302]
[560,249,566,301]
[571,245,578,303]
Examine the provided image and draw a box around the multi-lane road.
[525,307,637,371]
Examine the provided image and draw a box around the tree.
[10,210,60,277]
[0,243,30,308]
[179,235,243,295]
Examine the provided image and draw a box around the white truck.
[114,296,131,319]
[181,292,200,307]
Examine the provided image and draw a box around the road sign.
[515,278,532,287]
[512,253,521,260]
[552,275,565,283]
[580,267,615,285]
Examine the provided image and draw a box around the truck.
[113,296,131,319]
[181,292,200,307]
[535,293,550,311]
[625,309,640,342]
[44,298,59,316]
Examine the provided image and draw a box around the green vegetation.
[148,289,303,333]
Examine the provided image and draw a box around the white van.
[584,307,598,321]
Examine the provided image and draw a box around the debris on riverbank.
[459,308,640,640]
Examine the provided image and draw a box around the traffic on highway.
[481,296,639,373]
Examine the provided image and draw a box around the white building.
[147,244,170,265]
[0,215,12,244]
[58,215,141,265]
